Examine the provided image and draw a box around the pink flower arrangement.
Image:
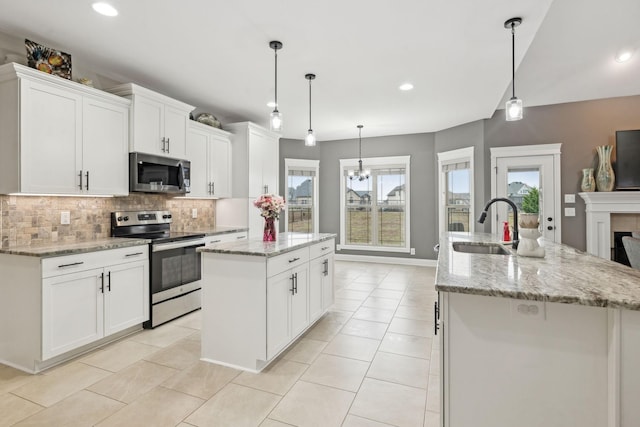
[253,194,286,220]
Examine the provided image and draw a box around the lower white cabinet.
[0,245,149,373]
[266,263,309,359]
[309,241,335,322]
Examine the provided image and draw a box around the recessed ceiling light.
[615,49,634,63]
[267,101,276,108]
[399,83,414,91]
[92,2,118,17]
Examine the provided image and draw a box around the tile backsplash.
[0,194,216,248]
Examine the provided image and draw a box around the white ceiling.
[0,0,637,141]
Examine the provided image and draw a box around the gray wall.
[484,94,640,250]
[280,133,437,260]
[434,120,489,233]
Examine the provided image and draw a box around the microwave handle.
[178,162,184,190]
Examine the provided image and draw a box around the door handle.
[107,271,111,291]
[434,301,440,335]
[290,274,295,295]
[100,272,104,293]
[547,217,553,221]
[166,137,170,152]
[547,226,554,230]
[212,182,215,195]
[85,171,89,191]
[294,272,298,294]
[125,252,144,257]
[78,170,83,190]
[58,261,84,268]
[289,257,300,263]
[161,137,166,152]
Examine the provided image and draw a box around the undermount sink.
[452,242,511,255]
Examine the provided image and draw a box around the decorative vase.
[517,227,545,258]
[518,213,540,229]
[580,168,596,192]
[263,217,276,242]
[596,145,615,192]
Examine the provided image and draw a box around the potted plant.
[519,187,540,229]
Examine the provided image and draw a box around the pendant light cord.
[274,48,278,111]
[308,78,312,130]
[511,22,515,99]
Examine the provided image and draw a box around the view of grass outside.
[345,208,405,246]
[447,207,470,231]
[288,207,313,233]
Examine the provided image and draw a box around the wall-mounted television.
[615,130,640,190]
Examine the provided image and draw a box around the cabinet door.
[309,258,324,322]
[267,270,293,359]
[103,260,147,336]
[42,268,104,360]
[290,265,309,338]
[209,134,231,198]
[322,255,335,310]
[82,97,129,195]
[186,127,210,197]
[261,134,279,197]
[131,95,164,155]
[164,105,188,158]
[21,80,82,194]
[248,129,266,197]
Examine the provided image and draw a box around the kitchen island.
[436,232,640,427]
[198,232,336,372]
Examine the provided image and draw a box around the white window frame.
[437,146,475,235]
[284,158,320,233]
[338,155,411,253]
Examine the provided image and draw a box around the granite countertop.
[0,237,150,258]
[186,226,248,236]
[436,232,640,310]
[198,232,336,258]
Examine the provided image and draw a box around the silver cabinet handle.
[100,272,104,293]
[263,185,268,194]
[321,246,330,251]
[236,235,246,239]
[290,274,295,295]
[212,182,215,195]
[78,170,83,190]
[58,261,84,268]
[106,271,111,291]
[85,171,89,191]
[161,137,167,152]
[288,257,300,263]
[166,137,170,153]
[210,239,221,243]
[125,252,144,257]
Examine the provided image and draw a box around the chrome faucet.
[478,198,519,249]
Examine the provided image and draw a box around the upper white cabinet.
[107,83,193,158]
[225,122,280,198]
[186,121,232,198]
[0,63,129,196]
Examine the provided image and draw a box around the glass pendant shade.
[270,109,282,132]
[305,130,316,147]
[505,97,523,121]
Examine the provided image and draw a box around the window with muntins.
[285,159,319,233]
[339,156,410,253]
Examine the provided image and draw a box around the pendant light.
[304,73,316,146]
[504,17,523,121]
[269,40,283,131]
[348,125,370,181]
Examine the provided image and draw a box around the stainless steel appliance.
[130,152,191,194]
[111,210,205,328]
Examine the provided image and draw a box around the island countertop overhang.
[436,232,640,310]
[198,232,336,258]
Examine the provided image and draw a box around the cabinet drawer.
[310,239,335,259]
[205,232,248,245]
[42,245,149,278]
[267,247,309,278]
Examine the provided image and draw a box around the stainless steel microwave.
[130,152,191,194]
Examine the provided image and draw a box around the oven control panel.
[112,210,172,226]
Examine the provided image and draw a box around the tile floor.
[0,261,440,427]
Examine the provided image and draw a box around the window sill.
[337,244,410,253]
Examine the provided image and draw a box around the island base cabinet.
[620,310,640,426]
[441,292,608,427]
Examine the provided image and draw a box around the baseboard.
[335,254,437,267]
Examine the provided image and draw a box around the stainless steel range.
[111,210,205,328]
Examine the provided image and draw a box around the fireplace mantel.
[579,192,640,259]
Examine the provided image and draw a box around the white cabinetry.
[0,63,129,195]
[200,237,335,372]
[225,121,279,197]
[439,292,608,427]
[186,121,232,198]
[107,83,193,158]
[203,231,247,246]
[266,249,309,359]
[0,245,148,373]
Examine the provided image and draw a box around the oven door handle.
[152,238,205,252]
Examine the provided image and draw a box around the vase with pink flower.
[253,194,286,242]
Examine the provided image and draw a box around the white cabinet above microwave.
[0,63,130,196]
[107,83,194,158]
